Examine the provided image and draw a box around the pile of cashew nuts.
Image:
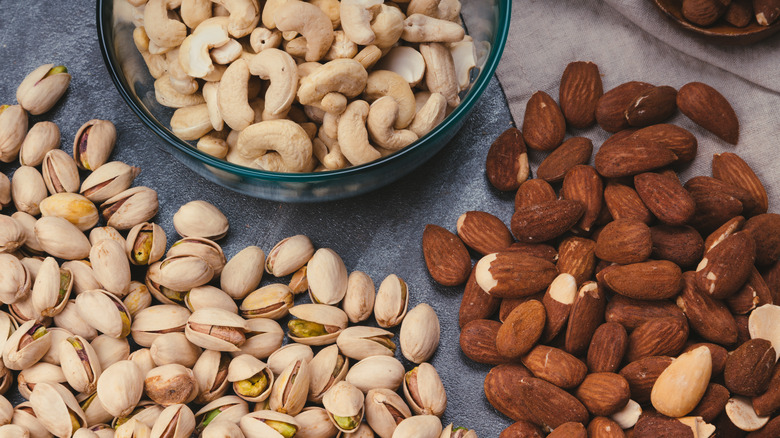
[129,0,477,172]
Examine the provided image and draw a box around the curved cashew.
[407,0,461,21]
[250,27,282,52]
[297,59,368,106]
[402,14,464,43]
[202,81,223,130]
[128,0,148,6]
[408,92,447,137]
[133,27,168,79]
[248,48,299,120]
[376,46,426,87]
[420,43,459,107]
[450,37,477,91]
[218,58,255,130]
[370,5,405,50]
[320,93,347,114]
[154,74,205,108]
[237,120,313,172]
[363,70,416,129]
[304,105,326,124]
[212,0,260,37]
[338,100,380,166]
[202,63,227,81]
[297,62,322,79]
[148,40,173,55]
[197,133,229,159]
[254,150,316,173]
[178,18,231,78]
[310,0,341,29]
[324,31,358,61]
[353,45,382,70]
[211,39,243,64]
[274,1,335,62]
[171,103,213,140]
[367,97,419,150]
[322,111,340,139]
[144,0,188,49]
[180,0,212,28]
[282,37,308,59]
[213,3,230,16]
[166,48,199,95]
[340,0,383,45]
[261,0,290,29]
[313,134,348,170]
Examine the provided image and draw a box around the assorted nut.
[680,0,779,28]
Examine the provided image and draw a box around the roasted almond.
[685,175,757,218]
[712,153,768,216]
[486,127,529,191]
[587,417,626,438]
[459,269,500,328]
[594,138,677,178]
[564,281,606,356]
[575,372,631,416]
[522,344,588,389]
[456,210,514,256]
[484,363,535,422]
[514,179,557,211]
[511,199,584,243]
[634,172,696,226]
[504,242,559,264]
[422,224,472,286]
[604,181,653,225]
[522,91,566,151]
[587,322,628,373]
[536,137,593,183]
[630,124,697,162]
[598,260,683,300]
[755,0,780,25]
[683,342,729,376]
[606,294,685,331]
[723,338,776,397]
[743,213,780,266]
[626,316,689,363]
[548,422,587,438]
[726,267,773,315]
[496,299,546,360]
[557,237,597,286]
[633,413,695,438]
[625,85,677,127]
[651,345,712,418]
[518,376,590,429]
[619,356,674,404]
[595,219,652,265]
[682,0,730,25]
[677,82,739,144]
[460,319,511,365]
[559,61,603,129]
[596,81,654,132]
[676,271,739,346]
[499,293,543,323]
[561,165,603,233]
[695,231,756,299]
[541,273,577,343]
[703,215,745,254]
[650,225,704,268]
[499,421,544,438]
[725,0,754,27]
[752,361,780,417]
[690,383,730,423]
[474,251,558,298]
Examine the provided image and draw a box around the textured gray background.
[0,0,516,434]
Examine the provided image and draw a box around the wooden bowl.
[654,0,780,45]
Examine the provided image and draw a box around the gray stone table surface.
[0,0,517,435]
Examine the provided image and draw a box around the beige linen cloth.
[495,0,779,213]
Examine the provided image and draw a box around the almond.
[486,127,530,191]
[561,165,603,233]
[541,273,578,343]
[754,0,780,25]
[676,271,739,346]
[685,175,758,218]
[609,399,642,429]
[726,267,773,315]
[456,211,514,256]
[605,294,685,331]
[598,260,683,300]
[522,345,588,389]
[620,356,674,404]
[496,299,546,359]
[459,319,511,365]
[511,200,584,243]
[625,85,678,127]
[557,237,597,286]
[677,82,739,144]
[514,179,557,211]
[548,422,587,438]
[634,172,696,226]
[724,339,776,397]
[633,413,695,438]
[596,81,654,132]
[690,383,730,423]
[650,225,704,268]
[587,417,626,438]
[752,361,780,417]
[499,293,543,323]
[499,421,544,438]
[504,242,559,264]
[522,91,566,151]
[703,215,745,253]
[712,152,768,216]
[604,181,653,224]
[763,260,780,305]
[575,372,631,416]
[687,184,744,234]
[518,376,590,429]
[587,322,628,373]
[594,138,677,178]
[626,316,689,362]
[559,61,603,129]
[484,363,535,422]
[459,269,500,328]
[595,219,653,265]
[651,346,712,418]
[746,416,780,438]
[726,395,771,432]
[564,281,606,356]
[537,137,593,183]
[725,0,754,27]
[630,124,698,162]
[682,0,730,25]
[695,231,756,299]
[422,224,472,286]
[743,213,780,266]
[474,251,558,298]
[683,343,729,376]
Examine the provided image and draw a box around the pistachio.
[365,388,412,438]
[336,326,396,360]
[100,186,159,230]
[265,235,315,277]
[374,274,410,328]
[53,300,98,340]
[392,415,443,438]
[89,239,132,297]
[0,173,11,210]
[166,237,226,276]
[29,382,87,438]
[74,289,132,339]
[194,396,249,434]
[342,271,375,324]
[228,354,274,403]
[74,428,100,438]
[0,311,18,355]
[123,281,152,317]
[19,121,61,167]
[440,424,478,438]
[0,215,26,254]
[172,200,229,240]
[73,120,116,171]
[294,407,339,438]
[202,420,244,438]
[221,246,266,300]
[267,343,314,376]
[145,364,199,406]
[113,399,165,430]
[41,149,80,195]
[186,286,238,314]
[149,332,201,368]
[20,257,44,282]
[59,335,102,394]
[268,359,311,416]
[78,391,114,431]
[130,304,191,347]
[39,192,99,231]
[80,161,141,203]
[89,226,126,247]
[239,411,299,438]
[403,363,447,417]
[238,318,285,360]
[61,260,102,295]
[35,216,92,260]
[17,361,67,400]
[322,381,365,433]
[145,266,190,306]
[150,404,195,438]
[186,308,247,352]
[89,424,116,438]
[346,355,405,394]
[12,402,51,438]
[240,284,294,320]
[193,351,233,404]
[128,348,157,379]
[148,255,214,292]
[96,360,144,418]
[16,64,71,115]
[125,222,166,266]
[2,319,50,370]
[399,303,440,364]
[115,418,152,438]
[288,266,308,295]
[90,334,130,370]
[30,256,72,317]
[307,344,349,404]
[0,424,29,437]
[8,293,45,326]
[288,304,348,346]
[12,165,47,215]
[0,253,31,305]
[307,248,349,305]
[38,327,72,366]
[0,104,27,163]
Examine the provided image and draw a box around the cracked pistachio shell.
[73,120,116,171]
[61,260,101,295]
[340,423,375,437]
[144,266,188,307]
[0,216,26,254]
[346,355,405,394]
[307,249,348,305]
[53,300,98,340]
[113,399,164,429]
[90,240,131,298]
[403,363,447,417]
[31,256,72,317]
[101,187,159,231]
[90,424,116,438]
[195,396,249,432]
[308,345,349,404]
[77,391,114,428]
[20,257,44,282]
[237,318,284,360]
[13,212,42,254]
[2,319,50,370]
[267,343,313,376]
[228,354,274,403]
[130,305,190,348]
[240,410,299,438]
[265,235,315,278]
[269,360,310,416]
[0,253,31,304]
[114,418,151,438]
[12,166,47,215]
[42,149,80,195]
[0,424,29,438]
[186,286,238,314]
[392,415,442,438]
[96,360,144,418]
[288,266,308,295]
[440,424,478,438]
[8,293,46,326]
[80,161,140,203]
[19,121,60,167]
[365,388,412,438]
[39,193,99,231]
[0,105,27,163]
[0,311,18,354]
[0,173,11,210]
[173,200,229,240]
[0,394,15,423]
[59,335,102,394]
[336,326,396,361]
[240,284,294,320]
[35,216,91,260]
[287,304,348,346]
[343,271,375,324]
[167,237,226,276]
[221,246,266,300]
[30,382,87,438]
[148,255,214,292]
[322,381,365,433]
[73,428,99,438]
[16,64,71,115]
[294,407,338,438]
[125,223,165,266]
[145,364,199,407]
[89,226,126,248]
[123,281,152,317]
[90,334,130,370]
[74,289,132,339]
[185,308,247,352]
[127,349,156,379]
[193,351,232,405]
[17,361,67,400]
[202,421,245,438]
[374,275,409,328]
[399,304,440,364]
[150,332,201,368]
[12,402,51,438]
[40,327,73,366]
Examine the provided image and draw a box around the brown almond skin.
[456,210,514,256]
[537,137,593,183]
[499,293,543,323]
[596,81,654,132]
[713,152,768,216]
[650,225,704,268]
[522,345,588,389]
[476,252,558,298]
[743,213,780,266]
[557,237,597,286]
[619,356,674,404]
[683,342,729,376]
[511,200,585,243]
[747,416,780,438]
[548,422,587,438]
[683,0,730,25]
[565,282,606,356]
[625,86,678,127]
[596,219,653,265]
[514,179,558,211]
[575,372,631,416]
[704,215,746,254]
[605,294,685,331]
[499,421,544,438]
[735,313,752,345]
[677,82,739,144]
[604,182,654,225]
[594,139,678,178]
[634,172,696,226]
[633,412,694,438]
[755,0,780,25]
[763,260,780,305]
[599,260,683,300]
[486,127,529,191]
[723,338,776,397]
[422,224,472,286]
[726,267,773,315]
[695,231,756,299]
[562,165,603,233]
[676,271,739,346]
[630,124,697,162]
[460,319,511,365]
[626,317,689,363]
[541,275,577,343]
[496,300,546,359]
[484,363,535,422]
[752,361,780,417]
[685,175,758,218]
[587,322,628,373]
[504,242,558,265]
[725,0,753,27]
[690,383,731,423]
[559,61,603,129]
[517,376,590,429]
[459,269,500,328]
[587,417,626,438]
[522,91,566,151]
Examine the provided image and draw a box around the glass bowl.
[97,0,510,202]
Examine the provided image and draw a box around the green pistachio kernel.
[264,420,297,438]
[333,415,358,430]
[132,231,154,264]
[288,319,328,338]
[46,65,68,77]
[32,326,47,340]
[236,372,268,398]
[59,270,71,301]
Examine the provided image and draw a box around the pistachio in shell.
[287,304,348,346]
[125,222,165,266]
[393,415,442,438]
[228,354,274,403]
[240,284,294,320]
[295,407,339,438]
[77,392,115,431]
[0,215,26,254]
[89,239,132,298]
[114,418,152,438]
[130,304,191,348]
[17,361,67,400]
[192,350,232,405]
[19,121,60,167]
[269,359,311,416]
[127,348,157,380]
[0,104,28,163]
[75,289,132,339]
[346,355,405,394]
[96,360,144,418]
[221,246,265,300]
[61,260,101,295]
[80,161,140,203]
[12,401,50,438]
[172,200,229,240]
[0,173,11,210]
[0,310,18,355]
[186,286,238,314]
[12,165,47,215]
[322,381,365,433]
[150,332,201,368]
[342,271,376,323]
[399,303,440,364]
[100,186,159,231]
[90,333,130,370]
[39,192,99,231]
[148,255,214,293]
[307,248,348,305]
[0,253,31,305]
[185,308,247,352]
[365,387,412,438]
[202,420,244,438]
[73,119,116,171]
[166,237,226,276]
[1,319,50,370]
[441,424,478,438]
[403,363,447,417]
[336,326,396,361]
[267,343,314,376]
[59,334,102,394]
[0,424,28,437]
[35,216,92,260]
[308,344,349,404]
[89,226,126,248]
[123,281,152,317]
[29,382,87,438]
[31,257,72,318]
[53,299,98,341]
[238,318,285,360]
[265,234,315,277]
[374,274,409,328]
[41,149,80,195]
[194,395,249,434]
[239,410,299,438]
[16,64,71,115]
[145,364,199,406]
[39,326,72,366]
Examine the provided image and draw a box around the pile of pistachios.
[0,63,475,438]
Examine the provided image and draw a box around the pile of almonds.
[681,0,779,28]
[422,61,780,437]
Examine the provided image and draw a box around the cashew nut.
[128,0,148,6]
[261,0,290,29]
[320,93,347,114]
[218,58,255,131]
[202,81,223,130]
[370,4,405,50]
[154,74,205,108]
[202,63,228,81]
[248,48,298,120]
[282,37,309,59]
[340,0,383,45]
[144,0,188,49]
[353,45,382,70]
[213,2,230,16]
[180,0,212,28]
[171,103,213,140]
[237,120,313,172]
[338,100,380,166]
[211,39,243,64]
[148,40,173,55]
[197,133,229,159]
[363,70,416,129]
[297,59,368,106]
[321,111,340,139]
[419,42,459,107]
[250,98,265,123]
[166,48,199,95]
[367,96,419,150]
[297,62,323,79]
[450,37,477,91]
[309,0,341,29]
[250,27,282,52]
[324,31,358,61]
[407,0,461,21]
[178,17,231,78]
[274,1,335,62]
[313,134,348,170]
[402,14,465,43]
[408,92,447,137]
[133,27,168,79]
[212,0,261,37]
[376,46,426,87]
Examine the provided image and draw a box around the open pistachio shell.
[0,253,32,304]
[90,334,130,370]
[265,235,315,278]
[89,226,126,248]
[307,248,348,305]
[194,396,249,434]
[267,343,313,376]
[287,304,348,346]
[365,388,412,438]
[336,326,396,361]
[145,364,199,407]
[2,319,51,370]
[41,150,80,195]
[130,305,191,348]
[123,281,152,317]
[144,264,189,306]
[19,121,60,167]
[240,410,299,438]
[399,303,440,364]
[186,308,247,352]
[31,257,72,318]
[295,407,339,438]
[59,335,102,394]
[0,105,28,163]
[269,359,310,416]
[186,286,238,314]
[240,284,293,320]
[288,266,308,295]
[150,403,195,438]
[0,214,27,254]
[221,246,266,300]
[167,237,226,276]
[17,361,67,400]
[308,344,349,404]
[125,222,165,266]
[12,212,43,254]
[346,355,405,394]
[77,391,114,430]
[0,311,18,355]
[96,360,144,418]
[74,289,132,339]
[237,318,284,360]
[61,260,101,295]
[16,64,71,115]
[89,424,116,438]
[322,381,365,433]
[90,240,131,298]
[13,402,51,437]
[374,274,409,328]
[39,327,73,366]
[100,186,158,231]
[342,271,375,324]
[440,424,478,438]
[73,120,116,171]
[193,350,232,405]
[402,363,447,417]
[393,415,442,438]
[80,161,140,203]
[228,354,274,403]
[148,255,214,292]
[30,382,87,438]
[150,332,201,368]
[112,399,164,429]
[114,418,151,438]
[53,300,98,341]
[172,200,229,240]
